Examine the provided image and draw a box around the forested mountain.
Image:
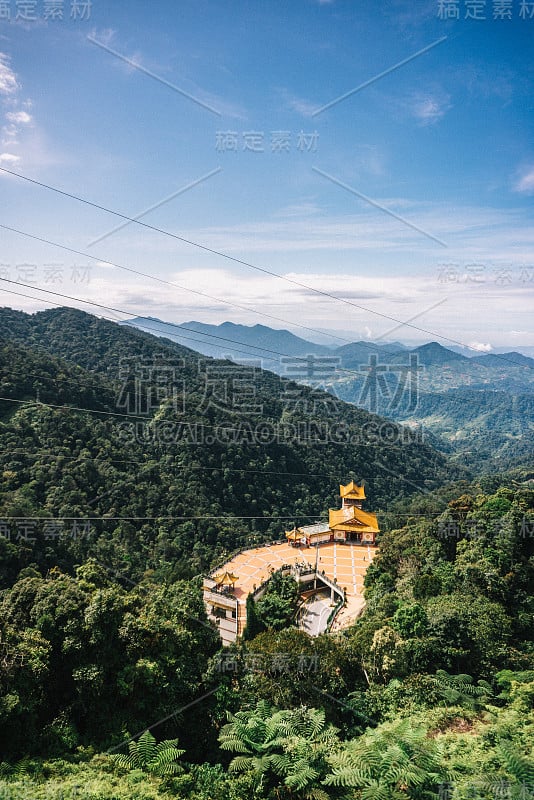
[120,316,534,472]
[122,317,534,393]
[393,388,534,471]
[473,351,534,368]
[0,477,532,797]
[0,307,453,587]
[122,317,335,364]
[0,307,533,799]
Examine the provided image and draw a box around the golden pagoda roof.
[285,527,302,541]
[340,481,366,500]
[329,505,379,533]
[213,570,239,586]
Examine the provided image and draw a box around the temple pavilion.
[285,481,380,547]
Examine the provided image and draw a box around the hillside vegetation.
[0,308,532,799]
[0,307,453,585]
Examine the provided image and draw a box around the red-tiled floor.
[212,541,377,629]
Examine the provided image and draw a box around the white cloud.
[0,53,54,168]
[276,87,321,117]
[468,341,493,352]
[1,253,532,349]
[514,166,534,194]
[1,123,18,146]
[0,54,24,159]
[88,27,116,47]
[0,53,18,95]
[6,110,32,124]
[411,94,451,125]
[95,260,117,270]
[275,202,322,218]
[0,152,20,163]
[286,96,319,117]
[44,264,532,351]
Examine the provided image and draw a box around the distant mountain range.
[122,316,534,472]
[122,318,334,365]
[122,317,534,387]
[0,306,456,526]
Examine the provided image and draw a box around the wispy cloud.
[514,165,534,194]
[0,53,19,95]
[0,52,63,169]
[88,27,116,47]
[311,36,447,117]
[6,110,32,124]
[274,201,322,218]
[105,198,534,265]
[13,262,529,351]
[0,54,27,158]
[277,88,319,118]
[458,61,516,104]
[410,92,451,125]
[1,126,17,145]
[0,152,20,163]
[312,166,448,247]
[87,32,246,119]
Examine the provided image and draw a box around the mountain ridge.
[122,316,534,373]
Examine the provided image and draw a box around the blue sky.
[0,0,532,350]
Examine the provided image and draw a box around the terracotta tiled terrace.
[214,539,377,630]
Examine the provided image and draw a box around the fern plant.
[324,717,452,799]
[220,700,344,799]
[432,670,493,710]
[473,741,534,799]
[498,741,534,784]
[111,729,185,777]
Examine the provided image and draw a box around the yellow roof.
[329,505,379,532]
[340,481,366,500]
[213,571,239,585]
[285,527,302,541]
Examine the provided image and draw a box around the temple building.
[203,479,380,644]
[285,481,379,547]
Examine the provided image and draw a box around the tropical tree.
[255,573,300,632]
[243,594,264,640]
